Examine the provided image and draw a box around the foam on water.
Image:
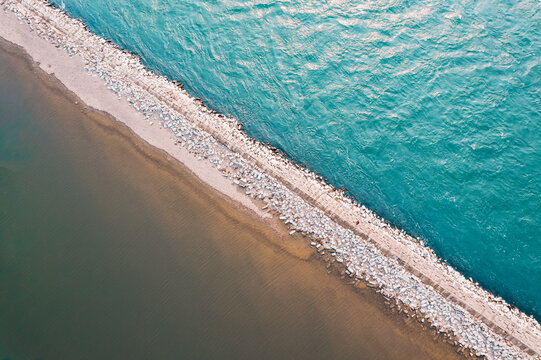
[47,0,541,320]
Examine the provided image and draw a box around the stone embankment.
[2,1,540,358]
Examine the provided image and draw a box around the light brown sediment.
[1,1,539,359]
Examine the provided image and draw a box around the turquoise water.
[50,0,540,319]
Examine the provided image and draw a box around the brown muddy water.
[0,39,464,360]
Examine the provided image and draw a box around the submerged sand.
[0,1,539,358]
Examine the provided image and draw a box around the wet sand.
[0,38,466,359]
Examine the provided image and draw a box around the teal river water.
[51,0,540,319]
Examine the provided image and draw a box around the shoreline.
[1,1,539,358]
[0,39,468,360]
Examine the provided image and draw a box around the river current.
[50,0,541,319]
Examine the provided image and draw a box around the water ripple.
[51,0,541,320]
